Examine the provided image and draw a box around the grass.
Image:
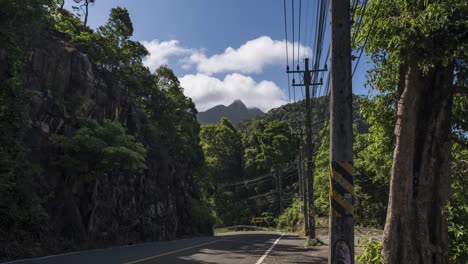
[304,237,326,247]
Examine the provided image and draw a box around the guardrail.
[214,225,284,232]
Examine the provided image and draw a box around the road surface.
[5,231,328,264]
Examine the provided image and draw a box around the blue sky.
[65,0,372,112]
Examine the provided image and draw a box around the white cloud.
[180,73,287,112]
[140,36,301,111]
[184,36,312,75]
[141,36,312,75]
[141,39,193,72]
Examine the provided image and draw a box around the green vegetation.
[197,117,298,228]
[356,236,384,264]
[446,143,468,263]
[0,0,55,256]
[54,119,147,176]
[277,197,303,232]
[1,0,206,258]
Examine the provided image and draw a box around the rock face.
[197,100,265,125]
[2,32,208,257]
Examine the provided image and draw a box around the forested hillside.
[0,1,211,259]
[196,97,376,227]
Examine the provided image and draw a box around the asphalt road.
[5,231,328,264]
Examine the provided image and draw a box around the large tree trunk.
[382,61,453,263]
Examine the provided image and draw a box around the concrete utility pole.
[299,145,309,234]
[288,58,326,239]
[277,168,282,213]
[329,0,354,263]
[292,122,309,235]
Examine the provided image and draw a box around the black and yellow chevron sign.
[329,161,354,217]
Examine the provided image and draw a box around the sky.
[65,0,372,112]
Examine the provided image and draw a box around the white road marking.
[255,233,285,264]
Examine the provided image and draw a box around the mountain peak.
[197,100,265,125]
[229,99,246,108]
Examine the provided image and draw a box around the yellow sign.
[251,217,263,224]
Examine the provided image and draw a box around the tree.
[356,0,467,262]
[72,0,95,29]
[54,119,146,236]
[258,120,296,170]
[199,118,244,226]
[152,66,203,166]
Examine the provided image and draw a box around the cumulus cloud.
[141,36,311,75]
[180,73,288,112]
[184,36,312,75]
[140,36,300,111]
[141,39,193,72]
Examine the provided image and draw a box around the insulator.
[324,64,328,70]
[286,65,289,71]
[296,65,299,71]
[292,78,296,84]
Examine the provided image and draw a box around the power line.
[297,0,302,66]
[292,0,296,102]
[302,0,310,62]
[352,0,382,77]
[283,0,291,102]
[351,0,369,46]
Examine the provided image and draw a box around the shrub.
[356,236,383,264]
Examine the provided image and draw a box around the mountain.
[197,100,265,125]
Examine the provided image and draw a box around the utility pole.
[292,121,309,235]
[287,58,326,239]
[277,168,282,214]
[329,0,354,263]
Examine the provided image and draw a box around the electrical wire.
[292,0,296,102]
[351,0,369,46]
[283,0,291,102]
[297,0,302,67]
[352,0,382,77]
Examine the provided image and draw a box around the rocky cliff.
[1,31,210,259]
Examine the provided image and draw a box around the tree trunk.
[83,1,89,29]
[60,0,65,11]
[382,61,453,263]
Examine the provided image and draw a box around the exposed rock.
[1,31,208,259]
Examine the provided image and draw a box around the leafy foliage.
[445,143,468,263]
[199,118,245,226]
[240,118,297,176]
[277,196,303,232]
[312,124,330,217]
[152,66,203,165]
[356,236,384,264]
[54,119,146,176]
